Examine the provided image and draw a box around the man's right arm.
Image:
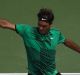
[0,19,15,30]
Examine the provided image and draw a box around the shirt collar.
[36,27,52,36]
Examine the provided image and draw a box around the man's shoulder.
[16,23,31,27]
[16,23,33,30]
[50,27,60,33]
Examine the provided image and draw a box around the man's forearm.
[0,19,10,28]
[0,19,15,30]
[64,39,80,53]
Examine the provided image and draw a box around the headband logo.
[41,18,47,21]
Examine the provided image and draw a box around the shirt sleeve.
[58,32,66,44]
[15,24,30,37]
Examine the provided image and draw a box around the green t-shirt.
[16,24,66,75]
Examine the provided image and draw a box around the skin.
[0,19,15,30]
[0,19,80,53]
[38,21,51,34]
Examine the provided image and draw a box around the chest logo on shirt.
[50,37,54,39]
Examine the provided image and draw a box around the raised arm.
[63,39,80,53]
[0,19,15,30]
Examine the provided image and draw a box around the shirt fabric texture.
[15,24,66,75]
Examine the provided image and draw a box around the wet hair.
[37,8,54,24]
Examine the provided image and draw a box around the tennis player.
[0,8,80,75]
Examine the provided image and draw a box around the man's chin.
[39,31,47,35]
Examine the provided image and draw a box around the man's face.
[38,21,51,34]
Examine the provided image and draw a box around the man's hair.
[37,8,54,24]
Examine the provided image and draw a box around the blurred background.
[0,0,80,73]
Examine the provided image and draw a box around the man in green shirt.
[0,8,80,75]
